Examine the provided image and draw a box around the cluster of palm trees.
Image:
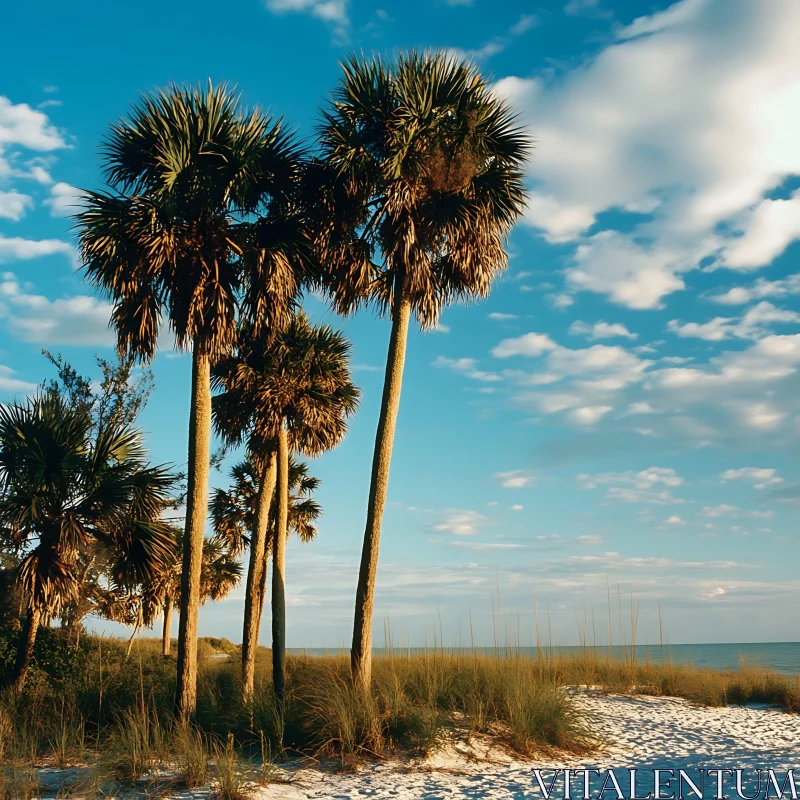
[0,50,529,719]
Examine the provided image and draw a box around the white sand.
[35,695,800,798]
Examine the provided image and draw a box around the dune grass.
[0,632,798,793]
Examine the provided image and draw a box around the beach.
[35,693,800,799]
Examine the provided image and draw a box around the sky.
[1,0,799,649]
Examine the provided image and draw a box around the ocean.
[288,642,800,674]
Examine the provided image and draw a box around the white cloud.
[496,334,654,425]
[548,293,575,309]
[0,364,36,394]
[627,401,655,415]
[720,467,783,489]
[567,405,612,425]
[510,504,523,511]
[0,190,33,221]
[431,509,490,536]
[0,96,67,151]
[708,274,800,305]
[488,312,517,321]
[578,467,683,504]
[432,355,502,382]
[668,302,800,341]
[737,401,785,431]
[0,273,113,347]
[264,0,349,40]
[569,319,638,340]
[701,504,773,519]
[564,0,609,17]
[495,0,800,308]
[0,235,73,263]
[651,334,800,393]
[494,470,534,488]
[665,515,686,526]
[492,332,558,358]
[465,13,539,61]
[566,231,693,310]
[43,182,82,217]
[722,190,800,270]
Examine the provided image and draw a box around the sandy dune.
[36,694,800,798]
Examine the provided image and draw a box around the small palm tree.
[0,392,175,691]
[314,51,530,689]
[95,528,241,657]
[75,83,310,719]
[213,313,359,702]
[212,454,321,640]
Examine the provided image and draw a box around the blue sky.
[2,0,799,648]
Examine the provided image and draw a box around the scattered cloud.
[511,504,523,511]
[708,274,800,306]
[721,190,800,270]
[0,235,73,263]
[720,467,783,489]
[488,312,517,321]
[665,515,686,526]
[0,96,67,151]
[432,355,502,382]
[0,190,33,221]
[494,470,534,488]
[263,0,349,42]
[492,332,557,358]
[578,467,683,504]
[569,320,638,340]
[43,182,82,216]
[0,364,36,394]
[0,273,113,347]
[700,505,773,519]
[495,0,800,309]
[463,13,539,61]
[667,302,800,341]
[431,509,491,536]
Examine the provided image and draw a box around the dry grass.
[0,634,798,792]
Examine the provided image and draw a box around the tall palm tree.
[0,392,175,691]
[313,51,530,689]
[75,83,310,719]
[213,313,359,702]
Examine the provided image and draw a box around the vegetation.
[2,45,787,799]
[0,392,175,691]
[0,634,798,795]
[311,51,529,689]
[75,82,311,720]
[212,312,359,703]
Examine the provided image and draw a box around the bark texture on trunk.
[257,546,270,624]
[271,424,289,704]
[241,452,277,702]
[162,599,173,657]
[175,349,212,721]
[12,606,41,693]
[350,296,412,691]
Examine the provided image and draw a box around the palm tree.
[75,83,310,719]
[313,51,530,689]
[212,454,321,640]
[93,528,241,657]
[0,392,175,691]
[213,313,359,702]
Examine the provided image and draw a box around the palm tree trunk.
[351,295,412,691]
[241,452,277,702]
[257,544,270,624]
[12,606,41,692]
[162,599,173,657]
[126,612,142,660]
[271,424,290,704]
[175,348,212,721]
